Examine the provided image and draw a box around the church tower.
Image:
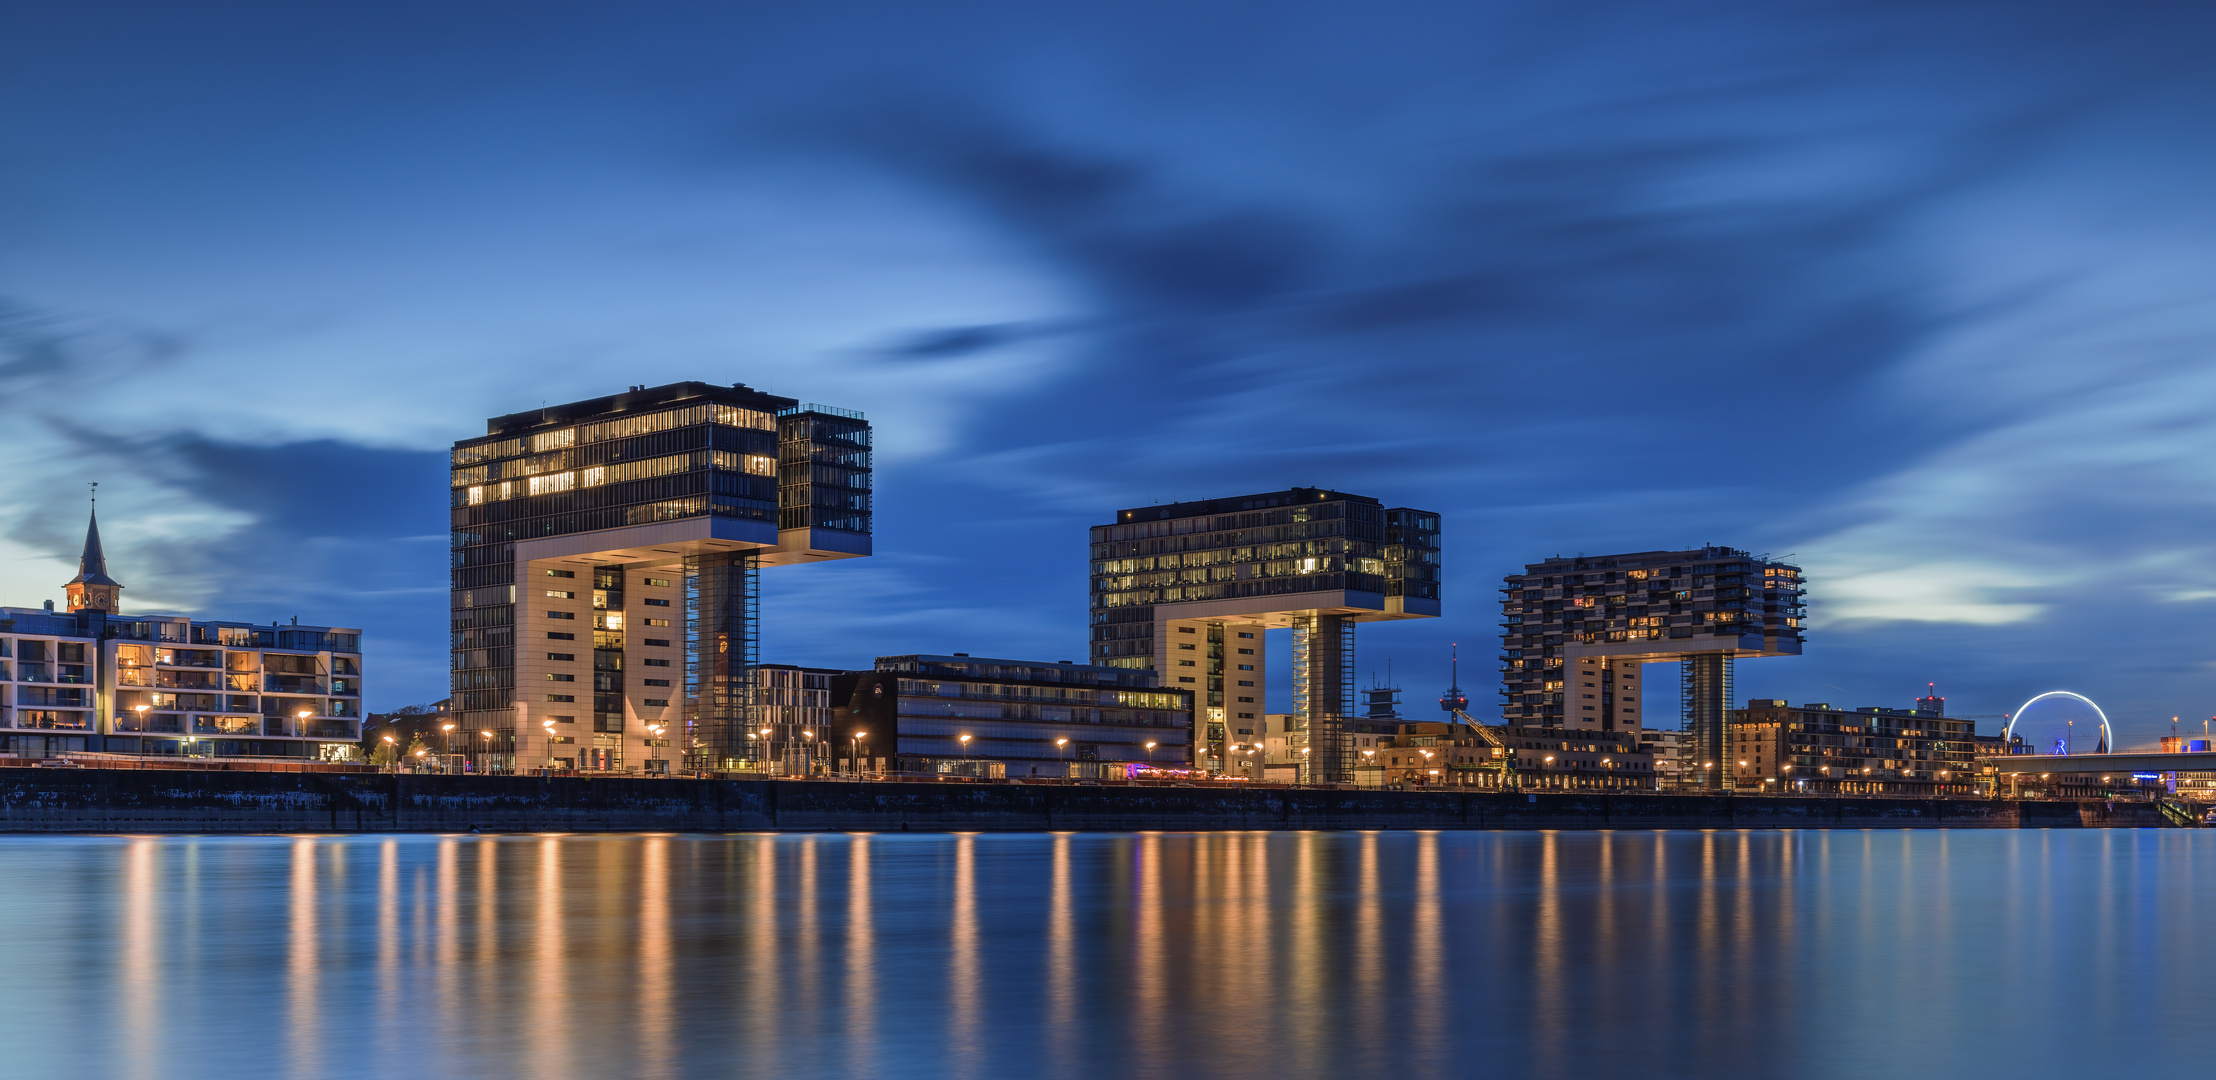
[63,498,123,614]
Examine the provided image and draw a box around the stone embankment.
[0,768,2177,832]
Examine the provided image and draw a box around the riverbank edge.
[0,769,2171,832]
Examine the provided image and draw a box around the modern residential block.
[1089,488,1440,781]
[449,381,870,773]
[0,507,364,760]
[1729,697,1977,796]
[1498,546,1804,790]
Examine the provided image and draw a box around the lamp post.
[851,731,867,777]
[381,734,397,774]
[481,730,494,774]
[132,704,150,758]
[959,733,972,775]
[1419,750,1433,786]
[802,730,815,776]
[1056,737,1069,779]
[296,708,312,740]
[440,723,456,772]
[542,718,557,773]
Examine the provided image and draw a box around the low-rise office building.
[1,508,364,760]
[1729,698,1976,796]
[831,654,1192,778]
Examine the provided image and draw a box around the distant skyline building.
[1497,546,1805,790]
[3,505,364,761]
[1089,488,1440,781]
[449,381,870,773]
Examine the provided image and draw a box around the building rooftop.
[479,380,800,437]
[1111,487,1383,523]
[874,654,1168,688]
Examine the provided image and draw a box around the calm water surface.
[1,829,2206,1078]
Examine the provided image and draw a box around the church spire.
[64,483,122,614]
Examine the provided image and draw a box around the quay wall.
[0,769,2177,832]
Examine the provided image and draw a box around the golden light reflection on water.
[845,834,875,1076]
[1047,832,1074,1069]
[949,833,981,1077]
[67,828,2216,1080]
[122,839,159,1080]
[287,839,319,1077]
[640,835,673,1080]
[531,836,569,1080]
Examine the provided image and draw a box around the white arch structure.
[2004,691,2113,754]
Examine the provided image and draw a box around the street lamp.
[543,718,557,773]
[296,708,312,739]
[381,734,397,774]
[851,730,868,777]
[802,730,815,776]
[481,730,494,774]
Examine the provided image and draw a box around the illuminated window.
[645,619,670,627]
[643,578,671,587]
[466,485,485,505]
[547,590,575,599]
[580,466,607,487]
[531,428,575,452]
[529,472,576,496]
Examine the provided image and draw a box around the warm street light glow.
[801,731,813,739]
[134,705,148,713]
[481,731,492,739]
[1145,741,1156,750]
[297,710,311,719]
[441,723,455,732]
[959,734,972,745]
[382,735,395,744]
[1056,738,1068,747]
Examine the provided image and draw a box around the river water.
[1,829,2205,1078]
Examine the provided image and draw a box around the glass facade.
[1088,488,1441,671]
[449,382,871,771]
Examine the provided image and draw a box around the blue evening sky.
[3,3,2212,743]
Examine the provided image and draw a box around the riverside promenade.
[0,768,2172,832]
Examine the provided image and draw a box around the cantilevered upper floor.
[1090,487,1441,626]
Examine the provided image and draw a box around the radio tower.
[1439,644,1468,714]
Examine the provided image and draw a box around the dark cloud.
[878,320,1064,360]
[10,428,451,709]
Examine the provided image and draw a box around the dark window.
[548,694,575,702]
[548,632,576,641]
[547,652,575,661]
[643,658,671,667]
[643,698,669,706]
[547,611,575,620]
[643,598,671,607]
[644,638,671,647]
[547,673,575,682]
[643,679,671,687]
[546,569,575,579]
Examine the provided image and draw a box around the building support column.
[1682,652,1732,792]
[684,551,759,772]
[1293,614,1355,784]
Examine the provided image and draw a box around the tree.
[368,740,399,768]
[404,735,429,769]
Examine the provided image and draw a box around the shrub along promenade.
[0,767,2172,832]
